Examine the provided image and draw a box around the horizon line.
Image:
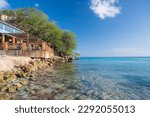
[80,56,150,58]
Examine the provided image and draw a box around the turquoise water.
[54,57,150,100]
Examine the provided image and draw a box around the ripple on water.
[15,57,150,100]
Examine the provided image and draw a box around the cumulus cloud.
[35,3,39,7]
[0,0,9,9]
[90,0,121,19]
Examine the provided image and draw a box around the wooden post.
[12,37,16,49]
[20,39,23,43]
[12,37,15,44]
[2,34,5,43]
[3,42,8,51]
[28,43,32,50]
[42,42,46,50]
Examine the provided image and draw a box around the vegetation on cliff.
[0,8,77,56]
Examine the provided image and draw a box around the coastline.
[0,55,65,100]
[1,56,150,100]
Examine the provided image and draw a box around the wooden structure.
[0,20,54,58]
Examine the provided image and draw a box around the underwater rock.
[0,93,11,100]
[63,95,75,100]
[15,83,22,89]
[4,72,17,82]
[21,80,28,85]
[9,86,17,93]
[1,87,8,92]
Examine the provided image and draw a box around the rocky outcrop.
[0,56,66,100]
[64,55,75,62]
[0,55,31,71]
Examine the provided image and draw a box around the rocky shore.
[0,56,65,100]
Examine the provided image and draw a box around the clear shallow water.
[54,57,150,100]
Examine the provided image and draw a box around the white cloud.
[35,3,39,7]
[0,0,9,9]
[90,0,121,19]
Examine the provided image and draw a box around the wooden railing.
[0,43,21,50]
[0,42,53,53]
[8,43,21,50]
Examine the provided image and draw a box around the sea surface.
[53,57,150,100]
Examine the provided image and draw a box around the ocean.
[53,57,150,100]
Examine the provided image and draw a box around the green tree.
[60,31,77,56]
[0,8,77,56]
[1,8,50,40]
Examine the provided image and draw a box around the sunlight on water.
[54,57,150,100]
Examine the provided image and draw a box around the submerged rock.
[37,89,54,100]
[0,93,11,100]
[56,88,64,93]
[15,83,22,90]
[21,80,28,85]
[87,90,95,95]
[63,95,75,100]
[9,86,17,93]
[0,57,60,100]
[1,87,8,92]
[6,74,17,82]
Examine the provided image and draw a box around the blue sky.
[1,0,150,56]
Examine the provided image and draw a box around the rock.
[5,72,17,82]
[29,77,36,81]
[87,90,94,95]
[78,95,87,100]
[0,71,4,80]
[21,80,28,85]
[49,72,54,77]
[30,85,40,91]
[63,95,75,100]
[48,63,53,66]
[15,71,25,78]
[42,83,49,88]
[54,84,65,89]
[9,86,17,93]
[1,87,8,92]
[66,89,77,94]
[7,74,17,82]
[52,56,65,63]
[16,83,22,89]
[56,88,64,93]
[29,60,36,66]
[29,73,35,78]
[37,90,54,100]
[24,86,30,92]
[22,73,29,78]
[20,65,29,73]
[30,90,36,95]
[61,60,66,63]
[0,59,14,71]
[0,93,11,100]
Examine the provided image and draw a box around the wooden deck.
[0,33,54,58]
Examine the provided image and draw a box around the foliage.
[0,8,77,55]
[60,31,77,55]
